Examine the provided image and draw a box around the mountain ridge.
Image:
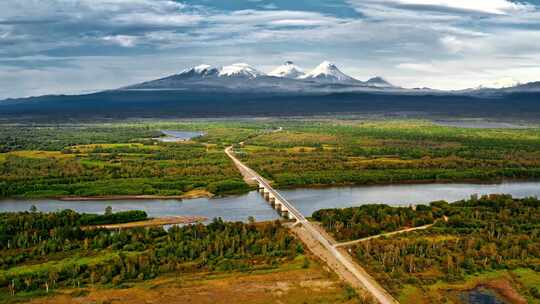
[122,61,397,92]
[2,61,539,109]
[120,61,540,94]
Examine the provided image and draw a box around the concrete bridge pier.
[275,203,282,214]
[256,182,296,221]
[286,210,295,220]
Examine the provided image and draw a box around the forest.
[0,209,303,299]
[239,120,540,187]
[346,195,540,302]
[312,204,435,241]
[0,121,264,198]
[1,119,540,199]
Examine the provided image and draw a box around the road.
[334,223,435,248]
[225,145,399,304]
[225,146,304,222]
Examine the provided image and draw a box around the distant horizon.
[3,60,537,100]
[1,0,540,99]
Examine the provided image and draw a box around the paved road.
[225,146,399,304]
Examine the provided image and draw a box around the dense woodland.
[240,120,540,187]
[0,122,262,198]
[312,204,435,241]
[349,195,540,300]
[1,120,540,198]
[0,210,302,297]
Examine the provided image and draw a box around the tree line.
[312,204,435,241]
[351,195,540,299]
[0,210,302,296]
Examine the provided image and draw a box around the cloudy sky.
[1,0,540,98]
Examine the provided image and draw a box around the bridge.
[225,146,399,304]
[224,146,305,222]
[256,177,306,222]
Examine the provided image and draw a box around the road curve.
[225,146,399,304]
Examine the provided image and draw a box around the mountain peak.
[123,61,400,92]
[179,64,218,77]
[318,60,337,69]
[300,61,358,83]
[268,61,305,79]
[218,63,264,79]
[366,76,394,88]
[193,64,212,73]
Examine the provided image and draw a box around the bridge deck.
[255,177,306,222]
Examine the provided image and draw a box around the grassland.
[17,257,362,304]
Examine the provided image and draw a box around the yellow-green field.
[4,257,364,304]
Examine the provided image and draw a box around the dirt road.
[334,223,435,248]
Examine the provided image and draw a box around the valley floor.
[2,118,540,200]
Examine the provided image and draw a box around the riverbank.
[2,178,538,202]
[56,178,540,203]
[1,181,540,224]
[275,177,540,190]
[88,216,207,229]
[57,189,214,201]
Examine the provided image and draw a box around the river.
[154,130,205,142]
[1,181,539,223]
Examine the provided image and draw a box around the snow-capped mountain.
[299,61,359,83]
[123,61,398,92]
[218,63,264,79]
[268,61,305,79]
[179,64,219,78]
[169,63,264,80]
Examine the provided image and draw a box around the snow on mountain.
[300,61,359,83]
[122,61,403,92]
[179,64,218,77]
[218,63,264,79]
[268,61,305,79]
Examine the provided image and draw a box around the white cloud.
[102,35,137,47]
[1,0,540,97]
[379,0,530,15]
[348,0,533,16]
[269,19,334,26]
[396,63,438,73]
[440,35,465,53]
